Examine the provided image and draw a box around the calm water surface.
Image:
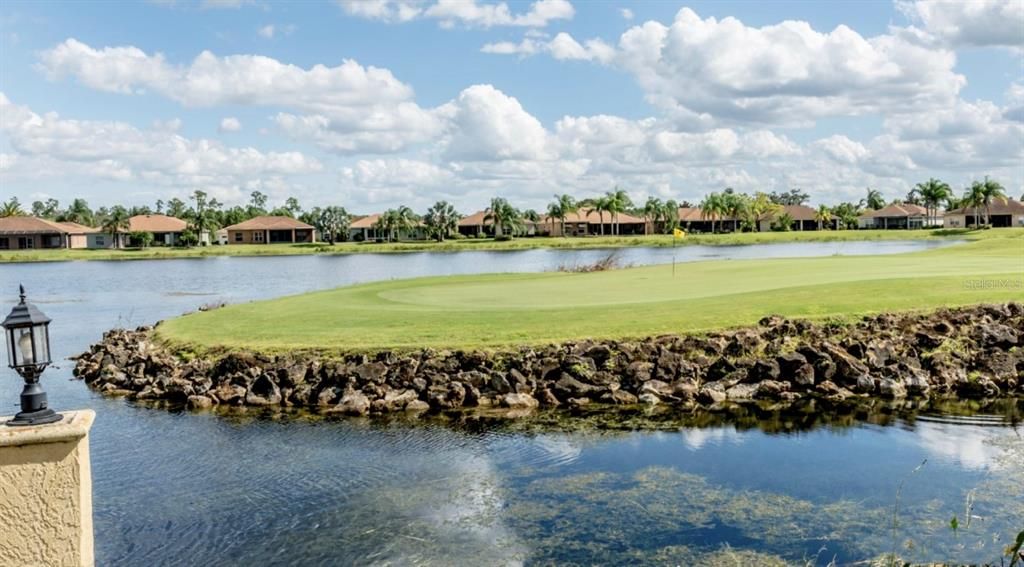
[2,241,1022,566]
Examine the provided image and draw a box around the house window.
[95,236,105,246]
[18,237,34,249]
[253,231,264,242]
[234,232,243,242]
[0,237,8,250]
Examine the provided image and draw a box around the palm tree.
[659,199,679,234]
[316,206,350,244]
[585,196,612,236]
[373,211,395,242]
[832,202,861,230]
[642,197,663,234]
[423,201,459,242]
[484,197,521,239]
[699,193,725,233]
[59,198,94,225]
[962,182,987,228]
[102,206,130,248]
[979,176,1006,227]
[607,187,632,235]
[722,192,748,232]
[189,190,221,245]
[392,205,419,241]
[912,178,952,228]
[864,188,885,210]
[0,197,24,218]
[546,202,562,236]
[815,205,832,230]
[747,192,781,232]
[548,194,577,237]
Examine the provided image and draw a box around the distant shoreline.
[1,227,1015,263]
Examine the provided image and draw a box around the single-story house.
[457,211,540,237]
[677,207,740,233]
[0,216,96,249]
[758,205,839,232]
[128,214,190,246]
[857,203,929,229]
[349,213,427,241]
[541,210,647,236]
[224,216,316,244]
[944,197,1024,228]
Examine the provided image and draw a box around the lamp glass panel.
[32,324,49,366]
[16,327,34,366]
[5,330,12,368]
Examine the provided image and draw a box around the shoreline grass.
[156,235,1024,353]
[3,227,1020,264]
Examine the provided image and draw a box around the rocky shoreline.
[73,303,1023,417]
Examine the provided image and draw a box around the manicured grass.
[156,235,1024,352]
[3,227,1021,263]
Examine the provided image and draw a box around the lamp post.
[3,285,61,426]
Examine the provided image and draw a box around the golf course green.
[157,233,1024,351]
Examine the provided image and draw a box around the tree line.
[0,177,1016,244]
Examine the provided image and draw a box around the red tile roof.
[541,210,646,225]
[55,221,98,234]
[128,214,187,233]
[0,216,77,235]
[759,204,820,222]
[224,216,314,231]
[945,197,1024,215]
[349,213,383,229]
[859,203,928,219]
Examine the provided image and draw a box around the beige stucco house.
[944,197,1024,228]
[857,203,930,229]
[224,216,316,244]
[0,217,96,250]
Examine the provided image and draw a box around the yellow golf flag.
[673,228,685,239]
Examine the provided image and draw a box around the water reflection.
[2,240,1021,565]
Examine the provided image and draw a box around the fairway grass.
[3,227,1020,263]
[156,236,1024,352]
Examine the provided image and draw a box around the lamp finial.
[19,284,25,303]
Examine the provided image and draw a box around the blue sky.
[1,0,1021,213]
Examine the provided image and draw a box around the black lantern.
[2,285,61,426]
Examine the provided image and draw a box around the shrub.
[130,231,154,248]
[178,229,199,247]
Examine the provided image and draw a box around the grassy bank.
[156,234,1024,352]
[3,227,1020,263]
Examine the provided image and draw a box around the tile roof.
[350,213,425,229]
[458,211,490,227]
[945,197,1024,215]
[759,204,820,222]
[677,207,742,222]
[54,221,98,234]
[541,210,646,224]
[0,216,74,235]
[859,203,929,219]
[349,213,382,229]
[128,214,187,233]
[224,216,314,231]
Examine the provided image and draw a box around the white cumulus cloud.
[896,0,1024,49]
[218,117,242,132]
[339,0,574,28]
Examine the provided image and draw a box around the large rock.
[501,393,539,409]
[333,390,370,416]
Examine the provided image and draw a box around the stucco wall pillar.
[0,410,96,567]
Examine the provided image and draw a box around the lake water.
[2,240,1022,565]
